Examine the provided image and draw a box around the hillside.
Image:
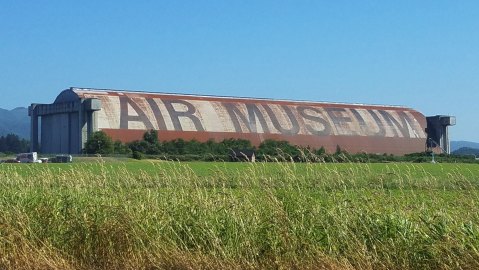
[451,141,479,152]
[452,147,479,157]
[0,107,30,139]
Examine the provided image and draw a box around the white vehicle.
[16,152,42,163]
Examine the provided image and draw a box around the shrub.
[132,151,143,160]
[84,131,114,154]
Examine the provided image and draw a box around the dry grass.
[0,160,478,269]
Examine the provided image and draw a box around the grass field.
[0,159,478,269]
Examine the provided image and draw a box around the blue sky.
[1,1,478,141]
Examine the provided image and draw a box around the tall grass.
[0,161,478,269]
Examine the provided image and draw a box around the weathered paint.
[70,88,427,155]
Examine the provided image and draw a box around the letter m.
[223,103,270,133]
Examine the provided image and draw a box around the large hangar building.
[29,87,454,155]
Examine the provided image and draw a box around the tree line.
[85,130,257,160]
[83,130,479,163]
[0,134,30,154]
[84,130,325,161]
[0,131,474,163]
[0,130,475,163]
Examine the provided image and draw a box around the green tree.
[138,130,162,154]
[258,139,300,159]
[0,134,29,153]
[220,138,253,154]
[132,150,144,160]
[128,140,150,154]
[84,131,114,154]
[184,139,207,155]
[113,140,132,155]
[143,129,159,145]
[316,146,326,155]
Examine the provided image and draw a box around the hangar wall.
[40,113,80,153]
[29,96,101,154]
[30,87,429,155]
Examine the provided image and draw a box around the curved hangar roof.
[56,87,427,155]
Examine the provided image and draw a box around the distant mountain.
[451,141,479,152]
[452,147,479,156]
[0,107,30,139]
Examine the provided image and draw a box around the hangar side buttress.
[426,115,456,154]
